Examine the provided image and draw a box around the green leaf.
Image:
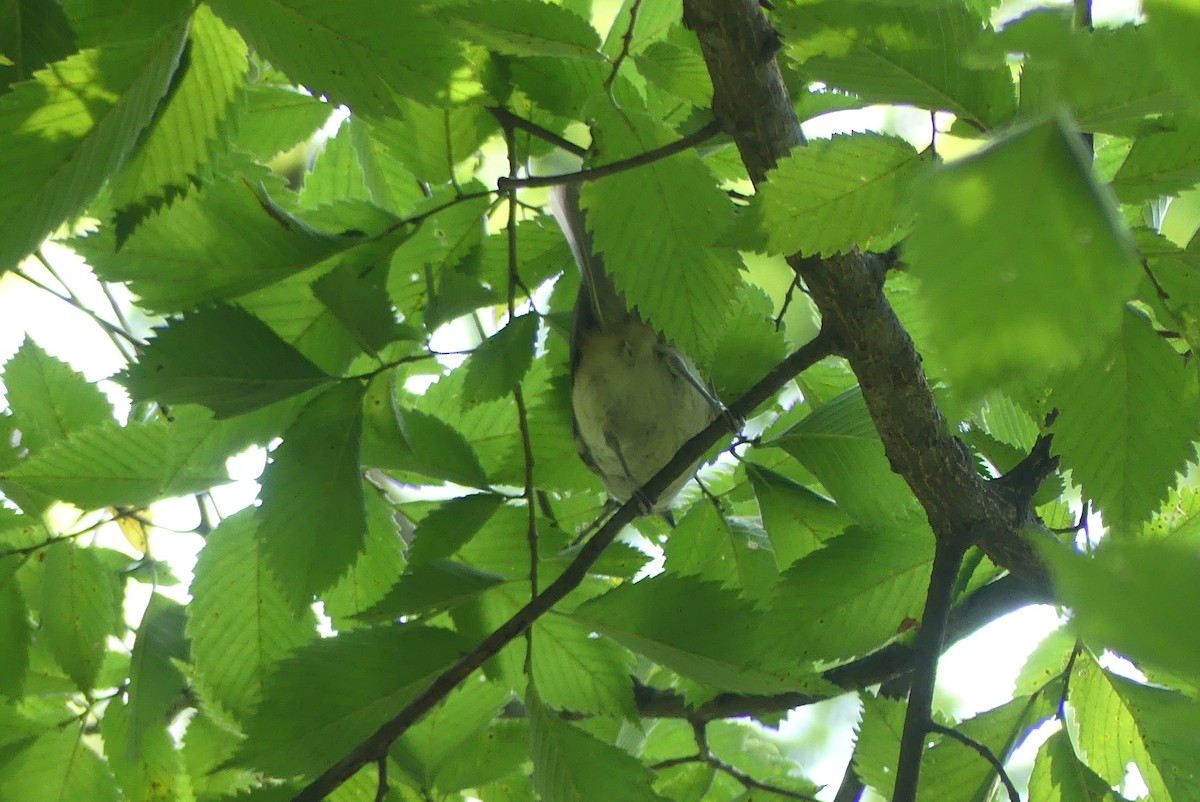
[205,0,471,114]
[0,0,76,92]
[311,261,396,357]
[1068,651,1177,800]
[0,726,119,802]
[179,709,248,799]
[510,55,608,117]
[1015,626,1076,697]
[0,4,189,270]
[320,489,408,628]
[39,543,121,690]
[347,115,428,215]
[462,314,539,405]
[437,0,601,59]
[919,694,1052,801]
[360,375,489,488]
[1112,115,1200,204]
[772,386,922,532]
[258,381,367,610]
[531,614,636,718]
[108,5,248,216]
[906,114,1140,397]
[852,695,906,796]
[776,2,1015,129]
[1146,0,1200,108]
[236,626,468,778]
[527,690,661,802]
[572,574,820,694]
[187,510,317,722]
[391,679,510,792]
[600,0,677,58]
[120,304,334,418]
[582,105,742,360]
[635,38,713,108]
[236,85,334,160]
[124,594,188,758]
[370,105,495,189]
[76,177,359,310]
[1044,540,1200,683]
[1,419,229,509]
[407,493,504,564]
[397,403,495,489]
[706,284,788,402]
[1110,673,1200,802]
[1004,16,1186,134]
[3,338,112,453]
[1028,729,1119,802]
[662,502,780,602]
[765,524,934,663]
[101,698,181,802]
[357,560,505,621]
[123,593,187,763]
[976,390,1039,451]
[298,119,371,208]
[743,133,921,257]
[747,462,850,569]
[427,719,531,795]
[0,560,31,697]
[1050,307,1200,535]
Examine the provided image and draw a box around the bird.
[548,182,724,516]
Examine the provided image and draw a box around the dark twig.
[774,277,802,331]
[373,757,388,802]
[605,0,644,91]
[496,120,723,191]
[19,257,142,350]
[831,757,865,802]
[501,114,541,644]
[486,106,587,157]
[928,723,1020,802]
[892,540,967,802]
[0,516,113,559]
[651,754,703,771]
[690,720,821,802]
[291,332,835,802]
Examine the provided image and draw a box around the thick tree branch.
[681,0,1051,591]
[681,3,1058,800]
[292,333,835,802]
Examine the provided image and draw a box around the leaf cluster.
[1,0,1200,801]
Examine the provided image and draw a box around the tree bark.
[683,0,1053,587]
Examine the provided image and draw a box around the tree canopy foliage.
[2,0,1200,800]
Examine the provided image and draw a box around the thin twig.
[486,106,587,157]
[690,720,821,802]
[496,120,723,191]
[373,756,388,802]
[775,277,802,331]
[17,261,140,349]
[98,279,135,339]
[605,0,644,91]
[0,517,110,559]
[381,188,496,238]
[927,723,1020,802]
[502,114,541,636]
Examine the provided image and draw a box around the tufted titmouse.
[549,183,722,515]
